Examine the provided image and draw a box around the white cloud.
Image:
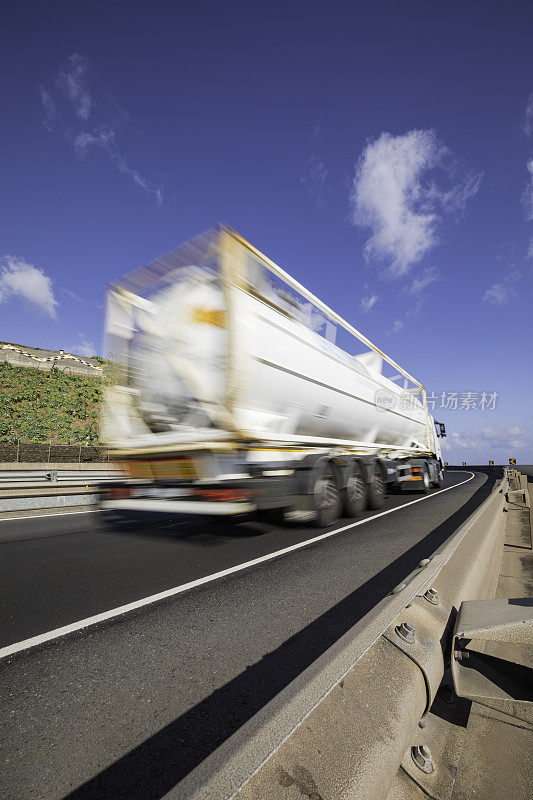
[0,256,58,318]
[350,129,482,276]
[57,53,92,120]
[110,150,163,206]
[446,425,531,453]
[61,287,84,303]
[527,239,533,260]
[407,266,439,295]
[301,155,327,207]
[524,92,533,137]
[446,431,479,451]
[40,54,162,205]
[74,129,115,158]
[482,270,521,305]
[360,294,378,312]
[39,87,56,132]
[73,334,97,357]
[522,159,533,220]
[388,320,404,334]
[482,282,516,305]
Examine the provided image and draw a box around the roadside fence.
[0,441,110,464]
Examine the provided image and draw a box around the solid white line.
[0,471,476,659]
[0,509,102,523]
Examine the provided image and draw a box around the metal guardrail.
[0,469,122,486]
[167,470,527,800]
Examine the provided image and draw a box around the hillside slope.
[0,362,102,443]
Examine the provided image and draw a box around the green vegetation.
[0,362,103,443]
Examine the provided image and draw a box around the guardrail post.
[47,441,51,464]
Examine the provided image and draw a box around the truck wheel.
[313,466,341,527]
[368,465,386,509]
[342,462,367,517]
[432,466,444,488]
[420,465,431,493]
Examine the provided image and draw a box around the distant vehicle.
[99,225,446,527]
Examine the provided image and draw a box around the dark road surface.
[0,470,494,800]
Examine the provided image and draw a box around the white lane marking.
[0,509,102,523]
[0,471,475,659]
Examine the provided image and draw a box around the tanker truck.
[99,225,446,527]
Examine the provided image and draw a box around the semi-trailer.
[99,225,446,527]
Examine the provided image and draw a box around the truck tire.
[420,464,431,494]
[342,461,367,517]
[313,465,341,527]
[368,464,386,509]
[432,466,444,489]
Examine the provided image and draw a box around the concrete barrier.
[0,491,98,512]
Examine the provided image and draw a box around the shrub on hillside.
[0,361,102,443]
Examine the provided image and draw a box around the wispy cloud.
[40,54,162,205]
[350,129,482,277]
[524,92,533,137]
[301,155,327,207]
[482,283,515,305]
[73,129,115,158]
[407,266,439,295]
[360,294,378,313]
[57,53,92,121]
[61,287,84,303]
[110,149,163,206]
[446,431,479,451]
[522,159,533,220]
[0,256,58,318]
[39,87,56,132]
[386,319,404,335]
[72,334,97,357]
[482,270,521,305]
[522,91,533,220]
[447,425,531,453]
[73,127,161,200]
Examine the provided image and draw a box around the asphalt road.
[0,470,494,800]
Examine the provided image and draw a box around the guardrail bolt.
[411,745,434,774]
[395,620,415,643]
[423,587,439,605]
[454,649,469,662]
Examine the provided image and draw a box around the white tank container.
[128,267,429,451]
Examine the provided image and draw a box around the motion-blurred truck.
[99,225,446,526]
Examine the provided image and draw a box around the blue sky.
[1,0,532,463]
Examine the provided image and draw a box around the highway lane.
[2,471,476,649]
[0,470,494,800]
